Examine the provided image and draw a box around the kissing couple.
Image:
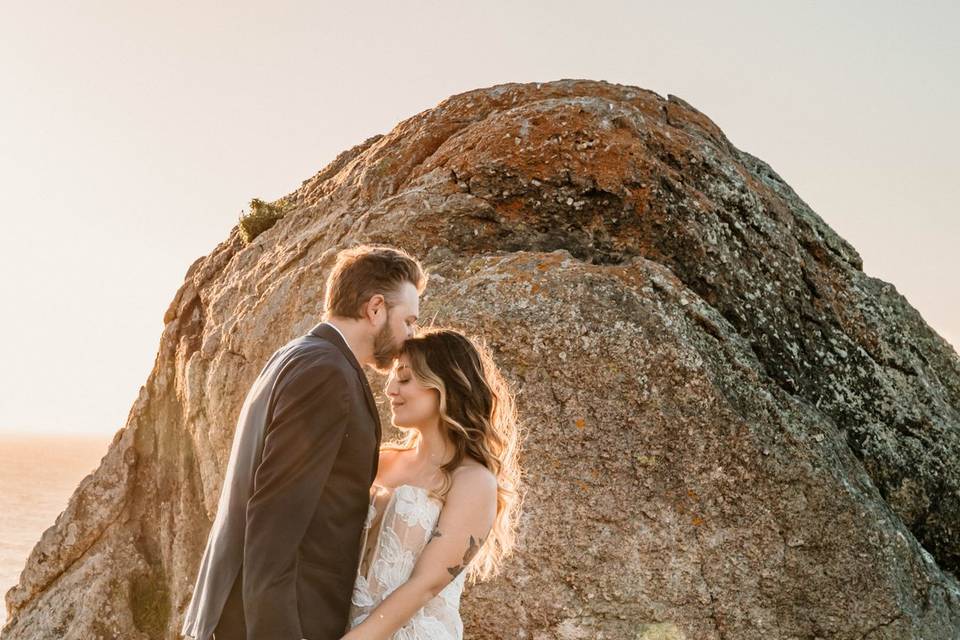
[180,244,523,640]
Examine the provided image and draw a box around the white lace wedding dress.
[346,483,467,639]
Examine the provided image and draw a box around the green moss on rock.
[130,572,171,637]
[238,198,290,243]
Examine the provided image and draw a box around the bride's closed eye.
[383,372,410,393]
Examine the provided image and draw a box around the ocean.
[0,433,111,626]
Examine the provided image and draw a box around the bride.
[340,327,523,640]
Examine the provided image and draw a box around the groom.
[181,244,426,640]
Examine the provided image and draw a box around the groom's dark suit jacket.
[180,321,382,640]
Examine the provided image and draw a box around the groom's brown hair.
[323,244,427,319]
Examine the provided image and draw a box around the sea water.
[0,433,111,625]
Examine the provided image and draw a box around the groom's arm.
[242,353,351,640]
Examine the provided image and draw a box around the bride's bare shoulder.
[451,459,497,491]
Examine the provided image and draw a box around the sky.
[0,1,957,436]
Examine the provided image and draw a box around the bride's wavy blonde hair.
[380,327,524,584]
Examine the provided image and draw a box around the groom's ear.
[364,293,387,324]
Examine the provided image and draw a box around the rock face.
[4,79,960,639]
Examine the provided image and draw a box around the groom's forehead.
[398,281,420,304]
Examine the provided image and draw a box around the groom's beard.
[372,316,401,372]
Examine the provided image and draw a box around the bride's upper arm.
[408,465,498,596]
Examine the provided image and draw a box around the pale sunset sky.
[0,1,957,436]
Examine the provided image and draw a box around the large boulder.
[3,79,959,639]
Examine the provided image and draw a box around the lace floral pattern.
[393,485,440,531]
[372,527,417,598]
[347,485,466,639]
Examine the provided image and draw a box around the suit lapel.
[306,321,382,443]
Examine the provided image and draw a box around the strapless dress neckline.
[371,482,442,501]
[372,482,430,492]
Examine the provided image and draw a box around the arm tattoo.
[428,523,443,542]
[446,534,484,577]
